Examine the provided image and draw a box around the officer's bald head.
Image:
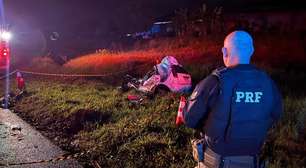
[222,31,254,67]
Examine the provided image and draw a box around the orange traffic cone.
[176,96,186,126]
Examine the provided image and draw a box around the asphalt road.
[0,109,83,168]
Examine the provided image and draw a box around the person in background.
[16,72,26,95]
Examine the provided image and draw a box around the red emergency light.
[0,41,9,69]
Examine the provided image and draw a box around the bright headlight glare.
[0,31,12,41]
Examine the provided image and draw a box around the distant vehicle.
[149,21,175,37]
[0,29,11,70]
[127,21,175,40]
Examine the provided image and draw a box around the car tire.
[154,84,170,96]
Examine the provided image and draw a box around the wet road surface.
[0,109,82,168]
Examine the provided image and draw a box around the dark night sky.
[2,0,305,60]
[4,0,200,58]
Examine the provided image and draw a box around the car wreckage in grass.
[121,56,192,99]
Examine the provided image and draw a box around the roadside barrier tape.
[0,62,153,80]
[18,63,151,77]
[18,69,127,77]
[0,70,17,80]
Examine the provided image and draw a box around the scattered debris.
[54,136,59,141]
[17,135,24,141]
[71,139,80,148]
[92,160,102,168]
[127,95,143,103]
[0,93,17,108]
[11,124,22,131]
[65,100,81,105]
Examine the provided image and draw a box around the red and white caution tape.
[0,62,153,80]
[0,70,17,80]
[18,69,125,77]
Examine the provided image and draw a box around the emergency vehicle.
[0,30,11,69]
[0,41,9,69]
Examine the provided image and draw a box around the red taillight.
[0,44,9,69]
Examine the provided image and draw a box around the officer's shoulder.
[211,66,228,79]
[191,72,219,99]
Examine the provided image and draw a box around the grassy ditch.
[0,66,304,168]
[5,78,194,167]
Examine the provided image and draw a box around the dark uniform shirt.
[183,64,282,156]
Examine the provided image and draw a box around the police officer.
[183,31,282,168]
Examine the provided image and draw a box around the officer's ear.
[222,47,228,58]
[250,45,254,56]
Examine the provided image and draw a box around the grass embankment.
[1,34,305,167]
[63,34,305,75]
[24,33,306,75]
[1,66,305,168]
[6,78,193,167]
